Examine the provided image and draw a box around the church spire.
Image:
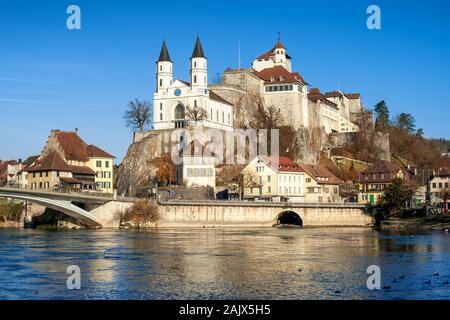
[157,40,172,62]
[191,35,206,59]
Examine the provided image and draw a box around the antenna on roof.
[238,41,241,69]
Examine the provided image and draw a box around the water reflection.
[0,227,449,299]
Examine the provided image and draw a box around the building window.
[267,175,271,182]
[160,113,163,120]
[159,79,162,87]
[96,160,102,168]
[105,161,110,168]
[306,178,311,183]
[194,75,197,84]
[160,103,163,110]
[228,113,231,124]
[268,186,271,193]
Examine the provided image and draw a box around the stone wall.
[157,201,373,227]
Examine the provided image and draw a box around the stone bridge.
[0,188,133,228]
[157,201,374,227]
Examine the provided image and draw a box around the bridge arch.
[0,192,103,228]
[275,210,303,226]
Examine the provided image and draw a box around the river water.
[0,227,449,300]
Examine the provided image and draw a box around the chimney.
[75,128,79,133]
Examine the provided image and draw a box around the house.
[428,168,450,205]
[298,164,343,203]
[358,160,407,204]
[241,156,343,203]
[15,156,40,189]
[242,155,306,202]
[23,129,115,193]
[0,160,19,186]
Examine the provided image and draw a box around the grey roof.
[157,40,172,62]
[191,37,206,58]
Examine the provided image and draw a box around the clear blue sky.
[1,0,449,162]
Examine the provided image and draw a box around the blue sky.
[1,0,449,162]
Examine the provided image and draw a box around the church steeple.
[191,36,206,58]
[158,40,172,62]
[190,35,207,92]
[156,40,173,92]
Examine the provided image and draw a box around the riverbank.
[381,215,450,231]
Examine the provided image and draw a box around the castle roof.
[157,40,172,62]
[308,88,339,109]
[252,65,307,85]
[191,36,206,58]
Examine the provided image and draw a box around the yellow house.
[242,156,307,202]
[86,145,115,193]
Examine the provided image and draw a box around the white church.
[153,37,234,132]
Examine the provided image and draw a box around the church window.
[194,75,197,84]
[194,61,197,67]
[160,113,163,121]
[160,103,162,110]
[174,104,185,119]
[159,79,162,87]
[160,65,162,71]
[194,100,197,108]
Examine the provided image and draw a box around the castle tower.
[156,40,173,92]
[190,36,208,92]
[272,35,290,71]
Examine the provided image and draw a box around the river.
[0,227,449,300]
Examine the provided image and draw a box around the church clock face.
[174,89,181,97]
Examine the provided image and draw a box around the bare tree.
[185,105,208,124]
[236,172,260,200]
[124,99,151,131]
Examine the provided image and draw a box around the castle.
[152,36,364,135]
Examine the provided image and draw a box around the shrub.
[0,199,24,222]
[121,200,159,228]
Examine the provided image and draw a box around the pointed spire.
[157,40,172,62]
[191,35,206,58]
[274,32,285,49]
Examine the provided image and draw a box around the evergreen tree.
[395,113,416,133]
[374,100,390,130]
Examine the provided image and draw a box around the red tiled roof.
[256,40,289,60]
[299,164,343,185]
[54,131,88,161]
[345,93,360,99]
[361,160,401,174]
[253,65,306,85]
[24,152,72,172]
[260,156,305,173]
[308,88,339,109]
[87,145,115,159]
[69,165,95,175]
